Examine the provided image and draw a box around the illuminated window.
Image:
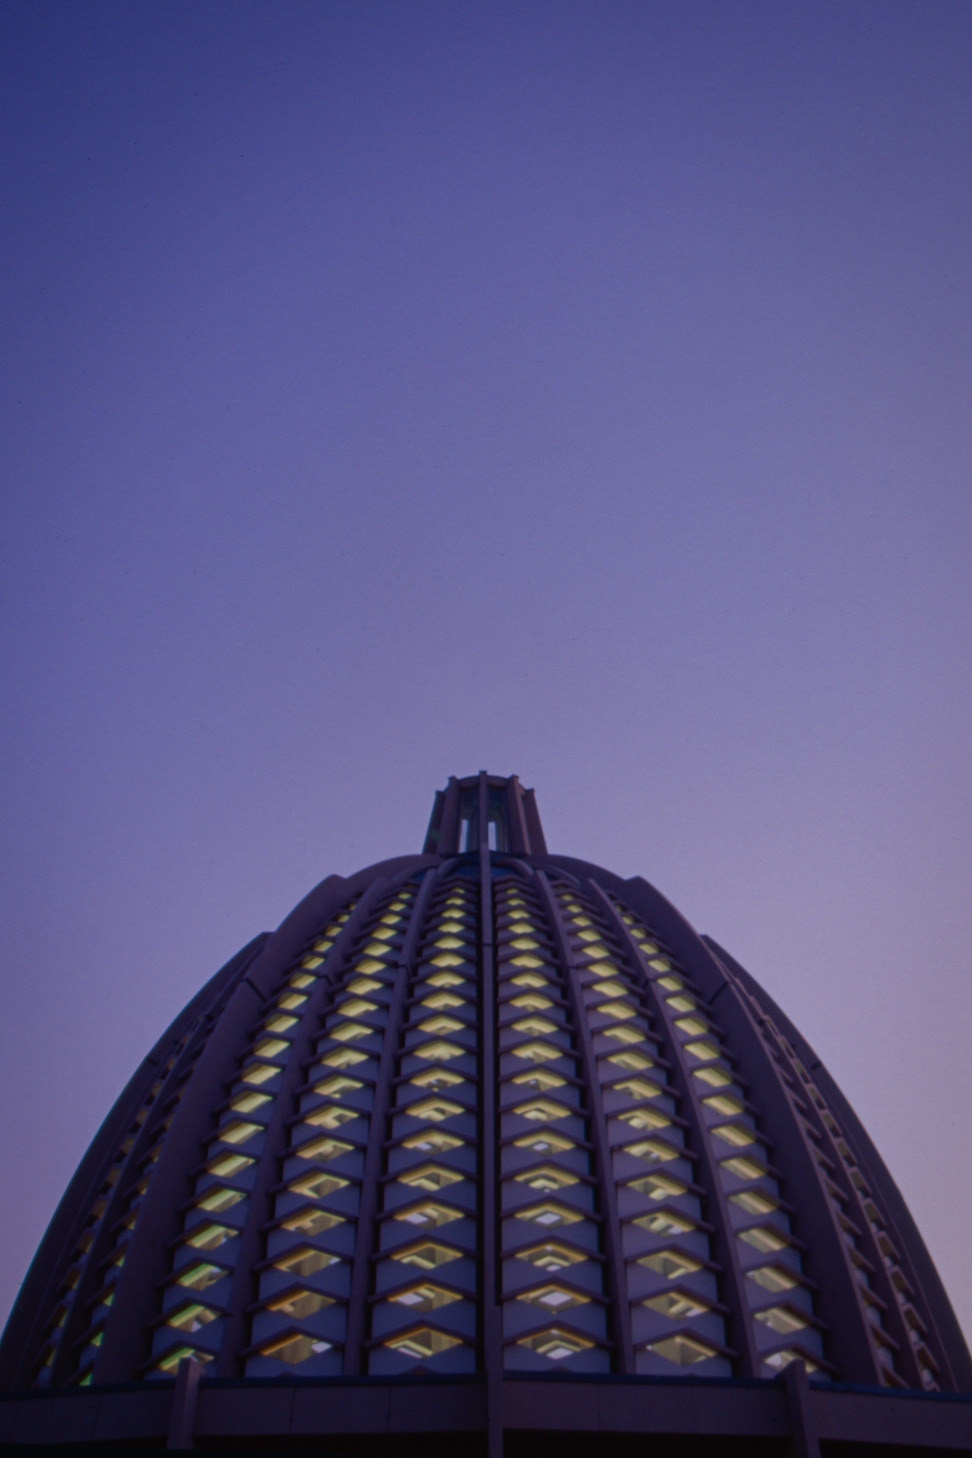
[638,1250,701,1280]
[267,1289,334,1317]
[511,1016,558,1037]
[218,1120,262,1146]
[241,1063,279,1086]
[607,1050,655,1072]
[511,1069,565,1092]
[747,1265,798,1293]
[166,1303,219,1333]
[517,1284,590,1311]
[646,1334,717,1366]
[385,1327,461,1358]
[597,1001,637,1021]
[260,1333,332,1364]
[288,971,316,989]
[511,1041,561,1064]
[295,1136,353,1163]
[393,1201,462,1229]
[417,1015,464,1036]
[274,1247,340,1277]
[684,1041,720,1061]
[389,1283,461,1312]
[514,1132,575,1155]
[305,1105,357,1130]
[739,1226,788,1254]
[329,1023,371,1044]
[265,1014,298,1034]
[229,1090,272,1115]
[764,1349,818,1373]
[405,1097,463,1123]
[514,1166,579,1191]
[626,1173,686,1201]
[175,1263,225,1291]
[755,1306,808,1335]
[618,1108,671,1132]
[513,1099,572,1123]
[391,1242,461,1269]
[185,1223,234,1251]
[413,1039,464,1061]
[712,1124,757,1149]
[197,1187,245,1214]
[410,1067,465,1092]
[602,1025,644,1046]
[281,1207,345,1236]
[516,1203,583,1228]
[702,1093,744,1117]
[313,1075,363,1099]
[644,1291,710,1319]
[516,1243,585,1271]
[731,1189,778,1216]
[721,1155,767,1180]
[277,992,308,1012]
[421,991,465,1011]
[320,1047,368,1070]
[426,970,465,988]
[518,1328,593,1359]
[402,1130,465,1154]
[623,1138,679,1164]
[288,1172,349,1201]
[155,1345,214,1373]
[509,971,547,989]
[399,1164,464,1192]
[339,998,378,1019]
[254,1037,288,1060]
[347,977,383,995]
[633,1210,695,1236]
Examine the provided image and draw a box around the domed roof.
[2,774,969,1451]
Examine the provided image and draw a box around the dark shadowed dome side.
[1,774,969,1456]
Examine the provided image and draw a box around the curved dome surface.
[1,773,969,1452]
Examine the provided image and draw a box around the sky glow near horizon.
[1,1,971,1347]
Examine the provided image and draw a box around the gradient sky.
[1,1,970,1345]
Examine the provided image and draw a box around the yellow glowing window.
[261,1333,332,1364]
[289,971,316,989]
[175,1262,225,1291]
[296,1136,353,1163]
[426,971,466,990]
[312,941,333,955]
[207,1152,254,1179]
[693,1065,732,1088]
[197,1187,245,1214]
[514,1099,572,1123]
[282,1207,345,1236]
[509,972,547,990]
[647,1334,717,1366]
[354,957,386,976]
[410,1067,465,1092]
[274,1246,340,1277]
[596,1001,637,1021]
[361,942,393,960]
[254,1037,288,1060]
[764,1349,819,1374]
[638,1250,701,1280]
[155,1345,213,1372]
[713,1124,756,1149]
[241,1063,279,1086]
[636,940,660,956]
[754,1306,808,1335]
[510,954,546,969]
[185,1223,234,1251]
[514,1166,579,1191]
[510,936,542,951]
[511,1016,558,1036]
[278,992,308,1012]
[675,1016,709,1037]
[218,1120,262,1146]
[265,1014,299,1034]
[302,955,325,969]
[574,928,600,943]
[511,1041,561,1064]
[370,926,397,942]
[339,998,378,1019]
[512,1069,565,1092]
[608,1051,654,1072]
[313,1075,363,1099]
[514,1132,575,1154]
[510,993,554,1012]
[588,978,627,997]
[603,1025,644,1046]
[430,953,465,969]
[347,976,383,995]
[684,1040,720,1061]
[666,995,697,1014]
[414,1039,464,1062]
[507,920,536,935]
[393,1201,462,1228]
[517,1284,589,1311]
[721,1155,767,1181]
[617,1108,670,1133]
[657,976,684,992]
[648,958,673,972]
[406,1097,463,1123]
[644,1291,709,1319]
[329,1022,371,1044]
[417,1015,464,1036]
[399,1165,464,1192]
[633,1211,694,1236]
[703,1094,744,1117]
[266,1289,333,1318]
[421,991,465,1011]
[613,1078,663,1101]
[402,1131,464,1153]
[433,935,466,951]
[166,1303,218,1333]
[730,1190,777,1216]
[230,1090,272,1115]
[624,1138,679,1164]
[305,1105,357,1130]
[289,1172,348,1200]
[747,1265,798,1293]
[740,1226,788,1254]
[320,1047,368,1069]
[385,1327,461,1358]
[389,1283,461,1312]
[516,1202,583,1228]
[391,1241,461,1269]
[518,1328,593,1359]
[437,919,467,935]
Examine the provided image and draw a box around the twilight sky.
[1,1,970,1344]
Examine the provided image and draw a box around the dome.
[1,773,969,1455]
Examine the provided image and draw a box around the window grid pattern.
[241,889,414,1375]
[367,877,479,1373]
[496,878,609,1372]
[608,899,827,1378]
[149,903,358,1376]
[732,979,941,1392]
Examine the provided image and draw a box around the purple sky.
[2,1,971,1345]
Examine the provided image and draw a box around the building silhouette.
[1,772,969,1455]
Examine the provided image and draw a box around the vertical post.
[783,1360,821,1458]
[167,1356,202,1450]
[478,773,504,1458]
